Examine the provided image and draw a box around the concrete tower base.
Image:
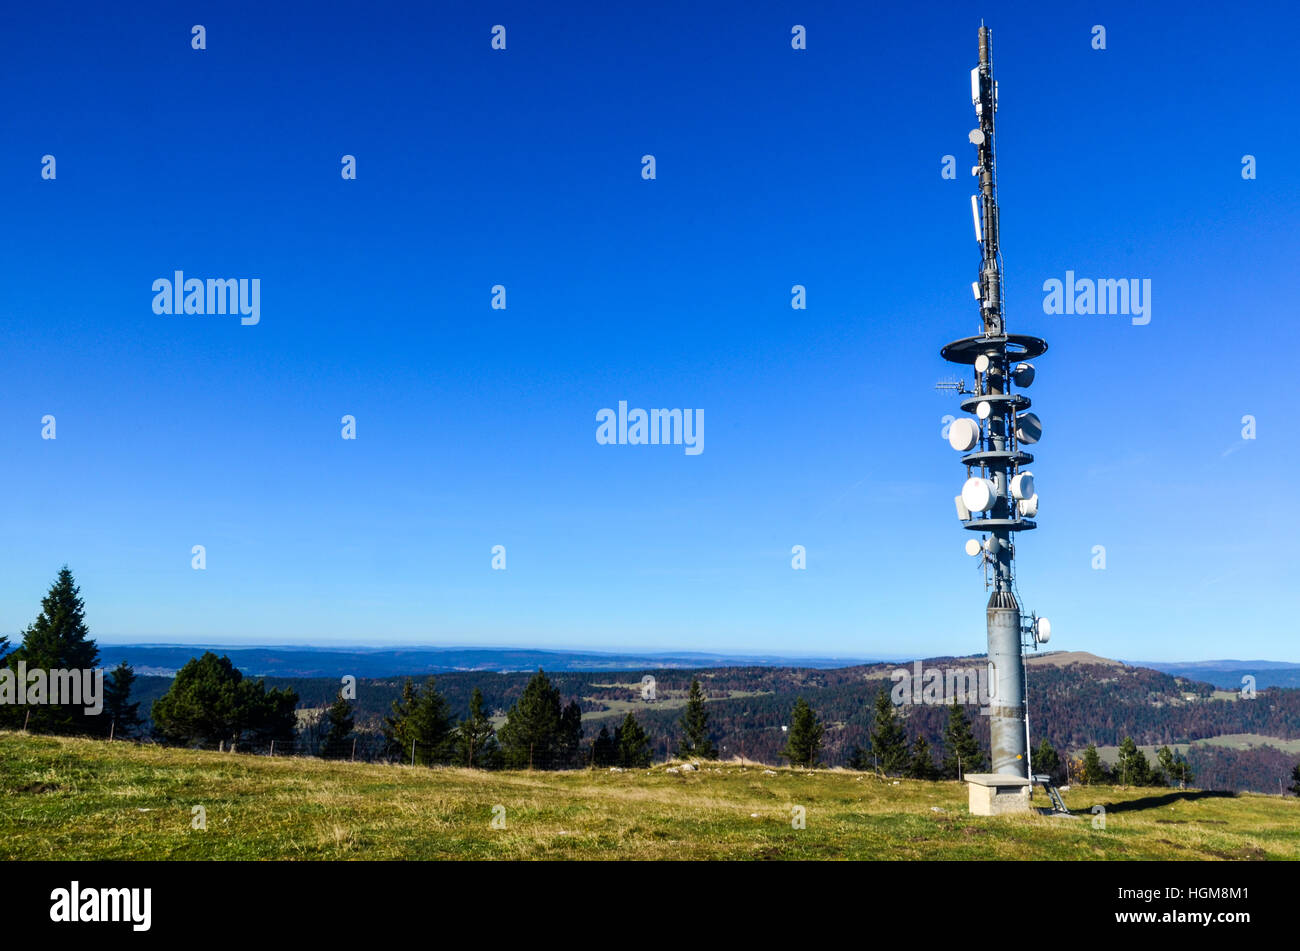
[965,773,1031,816]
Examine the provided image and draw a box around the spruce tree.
[1081,743,1109,785]
[941,699,984,779]
[781,697,825,768]
[906,735,938,780]
[498,669,562,769]
[6,567,100,734]
[616,712,652,767]
[679,677,716,759]
[1289,763,1300,797]
[592,724,616,767]
[103,661,142,738]
[1033,737,1061,781]
[455,686,498,768]
[870,690,910,775]
[1157,745,1193,787]
[320,689,355,758]
[1116,736,1151,786]
[383,677,453,765]
[411,677,454,764]
[558,699,584,768]
[151,652,297,749]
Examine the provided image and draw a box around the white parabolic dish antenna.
[948,417,980,451]
[1015,411,1042,444]
[961,477,996,512]
[1011,471,1035,500]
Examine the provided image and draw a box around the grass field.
[2,731,1296,860]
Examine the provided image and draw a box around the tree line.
[6,567,1300,797]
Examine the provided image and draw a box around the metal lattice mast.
[941,26,1050,778]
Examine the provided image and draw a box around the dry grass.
[2,731,1296,860]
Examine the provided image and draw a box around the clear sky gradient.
[2,1,1297,661]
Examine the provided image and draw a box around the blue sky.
[2,1,1297,661]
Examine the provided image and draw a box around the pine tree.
[558,699,584,768]
[781,697,825,768]
[1116,736,1151,786]
[455,687,498,768]
[5,567,100,734]
[103,661,142,738]
[382,677,453,765]
[498,669,562,769]
[592,724,616,767]
[151,652,297,749]
[906,735,938,780]
[1081,743,1109,785]
[615,712,652,767]
[679,677,716,759]
[1289,763,1300,797]
[846,745,872,770]
[870,690,910,775]
[1032,738,1061,781]
[941,700,984,779]
[320,689,355,759]
[1156,746,1193,787]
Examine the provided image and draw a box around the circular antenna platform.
[964,517,1037,532]
[941,334,1048,366]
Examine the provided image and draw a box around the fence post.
[411,739,416,766]
[270,740,275,757]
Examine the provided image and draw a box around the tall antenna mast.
[941,26,1051,782]
[974,25,1003,337]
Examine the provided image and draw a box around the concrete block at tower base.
[965,773,1032,816]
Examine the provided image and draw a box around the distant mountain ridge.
[1133,660,1300,690]
[95,645,879,678]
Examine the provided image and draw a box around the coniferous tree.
[1032,738,1061,782]
[679,677,716,759]
[384,679,419,761]
[1156,746,1193,787]
[1116,736,1151,786]
[455,687,499,768]
[151,652,297,749]
[383,677,454,765]
[941,700,985,779]
[1081,743,1110,785]
[4,567,100,734]
[846,745,872,771]
[320,689,355,759]
[592,724,617,767]
[558,699,584,768]
[615,712,652,767]
[781,697,825,768]
[103,661,142,738]
[498,669,562,769]
[1289,763,1300,797]
[906,735,939,780]
[870,690,910,775]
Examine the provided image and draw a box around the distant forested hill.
[122,654,1300,794]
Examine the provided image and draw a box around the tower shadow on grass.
[1095,790,1236,814]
